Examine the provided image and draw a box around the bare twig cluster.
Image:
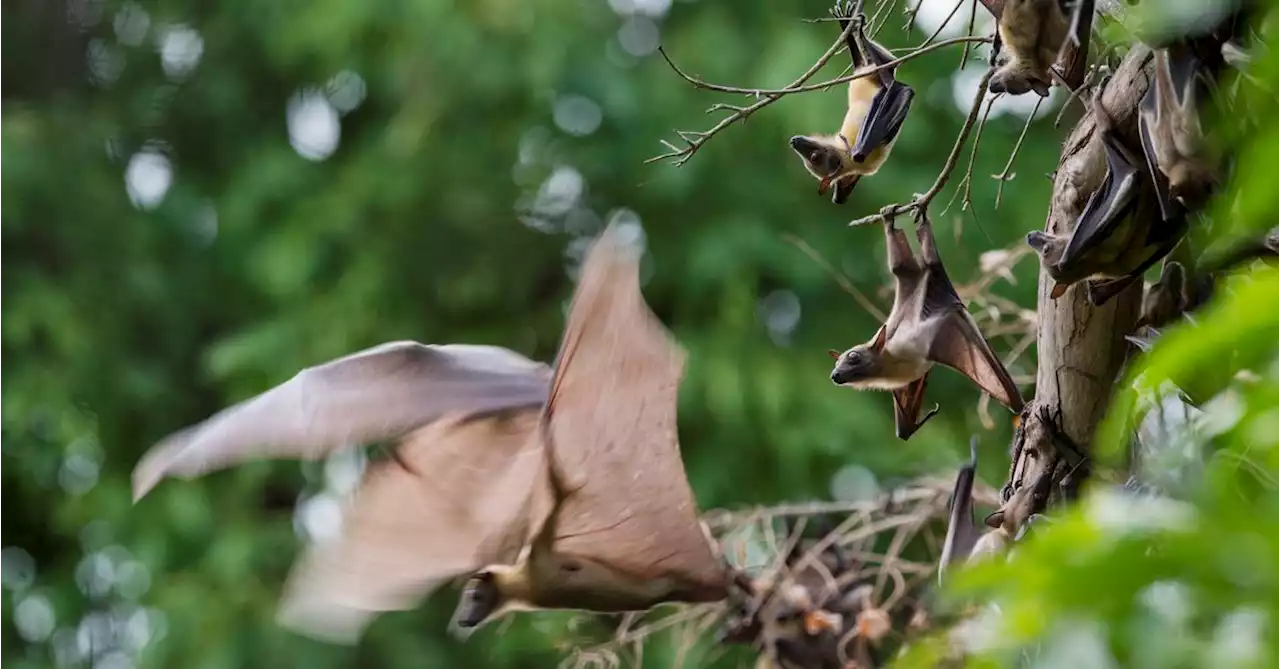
[560,476,1000,669]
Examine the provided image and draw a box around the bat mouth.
[1049,282,1069,299]
[818,174,833,195]
[790,135,815,153]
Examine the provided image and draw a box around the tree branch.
[648,32,990,166]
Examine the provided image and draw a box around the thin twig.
[959,0,980,68]
[993,94,1044,208]
[781,234,888,322]
[658,35,988,98]
[942,92,997,218]
[848,67,995,227]
[918,0,966,48]
[648,35,989,166]
[646,17,857,166]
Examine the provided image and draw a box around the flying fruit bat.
[1026,79,1187,306]
[130,341,555,642]
[1138,45,1218,222]
[829,213,1025,441]
[979,0,1095,96]
[1135,260,1188,329]
[789,1,915,204]
[132,223,728,642]
[938,440,1054,583]
[450,222,729,632]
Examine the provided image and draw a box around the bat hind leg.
[891,377,939,441]
[1038,405,1090,500]
[913,211,944,268]
[884,214,922,279]
[1085,274,1138,305]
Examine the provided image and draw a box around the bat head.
[828,344,883,387]
[1025,231,1071,285]
[987,64,1052,98]
[451,569,508,631]
[790,135,851,195]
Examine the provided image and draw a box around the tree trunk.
[1005,45,1154,507]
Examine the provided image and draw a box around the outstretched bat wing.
[540,223,727,597]
[928,309,1024,412]
[276,409,549,643]
[132,342,552,500]
[939,438,981,584]
[917,247,1024,412]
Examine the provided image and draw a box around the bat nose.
[789,136,808,150]
[830,369,844,385]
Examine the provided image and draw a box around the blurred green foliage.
[1,0,1275,667]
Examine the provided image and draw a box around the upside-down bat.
[1026,78,1187,306]
[1136,260,1188,329]
[132,223,728,643]
[790,1,915,204]
[978,0,1095,96]
[938,439,1054,583]
[1138,45,1217,222]
[830,213,1025,441]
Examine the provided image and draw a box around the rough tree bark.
[1004,45,1155,509]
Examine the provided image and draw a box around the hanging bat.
[789,1,915,204]
[938,437,983,585]
[1026,79,1186,306]
[979,0,1095,96]
[829,213,1025,441]
[450,222,729,632]
[1135,260,1188,329]
[1138,45,1217,222]
[938,442,1054,583]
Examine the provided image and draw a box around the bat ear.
[870,325,888,352]
[983,509,1005,529]
[828,348,842,359]
[1049,282,1070,299]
